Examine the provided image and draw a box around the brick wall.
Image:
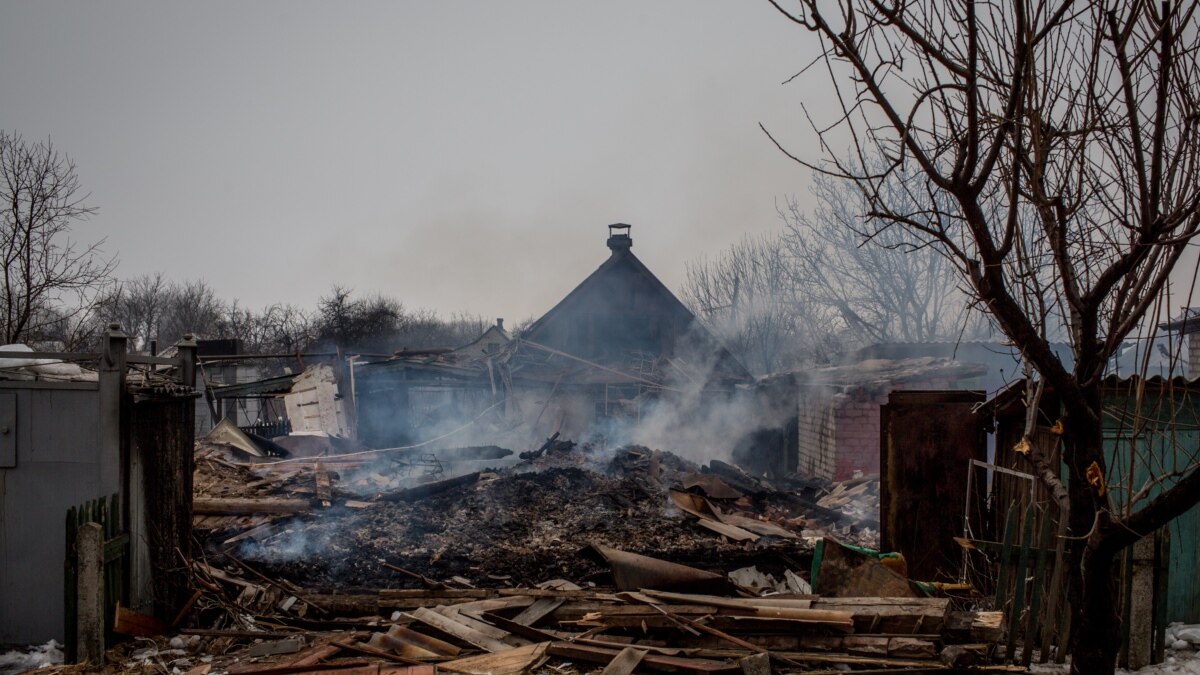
[830,377,955,481]
[795,389,837,480]
[833,390,885,480]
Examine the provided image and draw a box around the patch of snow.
[0,640,64,675]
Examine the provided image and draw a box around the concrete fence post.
[1127,534,1156,669]
[75,522,105,666]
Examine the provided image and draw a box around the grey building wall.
[0,381,112,645]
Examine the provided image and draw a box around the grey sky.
[0,2,823,323]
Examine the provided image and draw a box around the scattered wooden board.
[438,642,551,675]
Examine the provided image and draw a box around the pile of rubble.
[82,438,1014,675]
[193,441,881,589]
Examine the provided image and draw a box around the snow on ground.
[0,640,63,675]
[1031,624,1200,674]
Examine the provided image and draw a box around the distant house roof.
[1160,308,1200,334]
[452,320,511,361]
[980,373,1200,417]
[522,224,750,383]
[761,356,988,395]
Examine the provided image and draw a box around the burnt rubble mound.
[194,442,879,592]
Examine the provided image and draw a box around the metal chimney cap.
[607,223,632,253]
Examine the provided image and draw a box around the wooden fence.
[64,494,128,663]
[990,503,1070,666]
[990,502,1171,668]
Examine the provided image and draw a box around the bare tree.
[220,301,314,354]
[314,286,404,353]
[99,272,171,350]
[159,279,224,345]
[0,131,115,344]
[683,234,840,373]
[765,1,1200,671]
[781,164,992,345]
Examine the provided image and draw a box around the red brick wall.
[831,378,957,481]
[833,391,885,480]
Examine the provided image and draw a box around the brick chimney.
[607,223,632,255]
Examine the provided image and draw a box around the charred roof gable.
[523,224,750,382]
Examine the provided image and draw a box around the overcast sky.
[0,2,826,323]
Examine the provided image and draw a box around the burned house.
[354,225,750,449]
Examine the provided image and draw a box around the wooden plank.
[495,588,617,599]
[378,472,480,503]
[432,606,528,644]
[287,643,344,666]
[380,589,494,600]
[224,522,279,546]
[407,607,512,652]
[478,613,561,644]
[332,640,424,665]
[315,462,332,508]
[640,590,814,610]
[690,648,964,669]
[511,597,564,626]
[570,637,684,656]
[385,624,461,657]
[547,642,740,675]
[443,596,536,617]
[180,628,302,639]
[373,633,439,660]
[626,593,835,623]
[887,637,937,659]
[228,662,373,675]
[600,647,648,675]
[439,642,550,675]
[193,497,311,515]
[114,603,165,637]
[810,598,949,634]
[843,636,889,657]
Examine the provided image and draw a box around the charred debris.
[152,436,1009,675]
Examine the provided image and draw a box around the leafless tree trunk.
[765,1,1200,672]
[0,131,114,344]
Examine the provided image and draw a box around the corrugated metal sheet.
[1103,387,1200,624]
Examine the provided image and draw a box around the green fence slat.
[1006,504,1037,662]
[1022,510,1054,665]
[64,506,77,663]
[995,502,1019,613]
